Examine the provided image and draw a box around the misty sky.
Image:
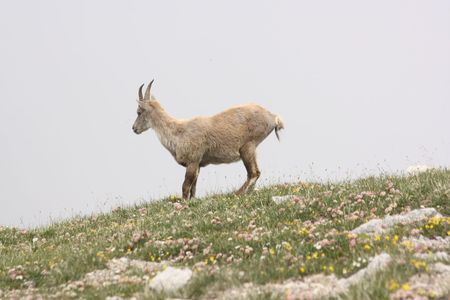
[1,1,449,228]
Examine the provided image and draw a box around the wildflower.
[401,283,410,291]
[269,248,276,256]
[298,228,309,236]
[401,240,413,251]
[410,259,427,270]
[342,268,347,275]
[174,202,185,210]
[299,266,305,273]
[373,234,381,241]
[387,279,399,291]
[392,235,399,244]
[328,265,334,272]
[282,242,293,252]
[363,244,371,251]
[210,256,215,262]
[447,230,450,236]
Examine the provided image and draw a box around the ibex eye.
[137,112,142,116]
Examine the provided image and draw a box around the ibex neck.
[149,102,179,155]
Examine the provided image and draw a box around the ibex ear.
[144,79,155,100]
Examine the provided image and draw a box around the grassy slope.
[0,170,449,299]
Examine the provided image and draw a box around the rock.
[414,251,450,262]
[341,253,391,288]
[405,165,433,175]
[149,267,192,293]
[272,195,298,204]
[219,253,391,299]
[390,263,450,299]
[408,236,450,251]
[351,208,441,234]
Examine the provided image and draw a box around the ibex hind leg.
[236,143,260,195]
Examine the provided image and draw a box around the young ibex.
[132,80,284,199]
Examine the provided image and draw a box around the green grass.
[0,169,449,299]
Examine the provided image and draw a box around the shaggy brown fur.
[132,80,284,199]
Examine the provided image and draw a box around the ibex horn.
[144,79,155,100]
[138,83,145,100]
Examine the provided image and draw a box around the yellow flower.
[401,283,410,291]
[447,230,450,236]
[387,279,399,291]
[282,242,293,252]
[392,235,399,244]
[210,256,215,262]
[298,228,309,236]
[429,216,440,225]
[347,233,356,239]
[401,240,414,251]
[312,252,318,259]
[299,266,305,273]
[328,265,334,272]
[384,235,390,241]
[363,244,371,251]
[410,259,427,270]
[373,234,381,241]
[269,248,276,256]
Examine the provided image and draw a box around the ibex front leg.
[190,168,200,198]
[182,163,199,200]
[236,143,260,195]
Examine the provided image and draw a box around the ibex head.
[132,79,155,134]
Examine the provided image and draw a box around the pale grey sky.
[1,1,449,228]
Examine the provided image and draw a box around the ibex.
[132,80,284,199]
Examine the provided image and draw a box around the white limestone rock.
[272,195,297,204]
[351,208,441,234]
[149,267,192,293]
[405,165,434,175]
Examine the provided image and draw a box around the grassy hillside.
[1,169,449,299]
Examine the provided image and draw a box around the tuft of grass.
[0,169,449,299]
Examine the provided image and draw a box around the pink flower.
[174,202,185,210]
